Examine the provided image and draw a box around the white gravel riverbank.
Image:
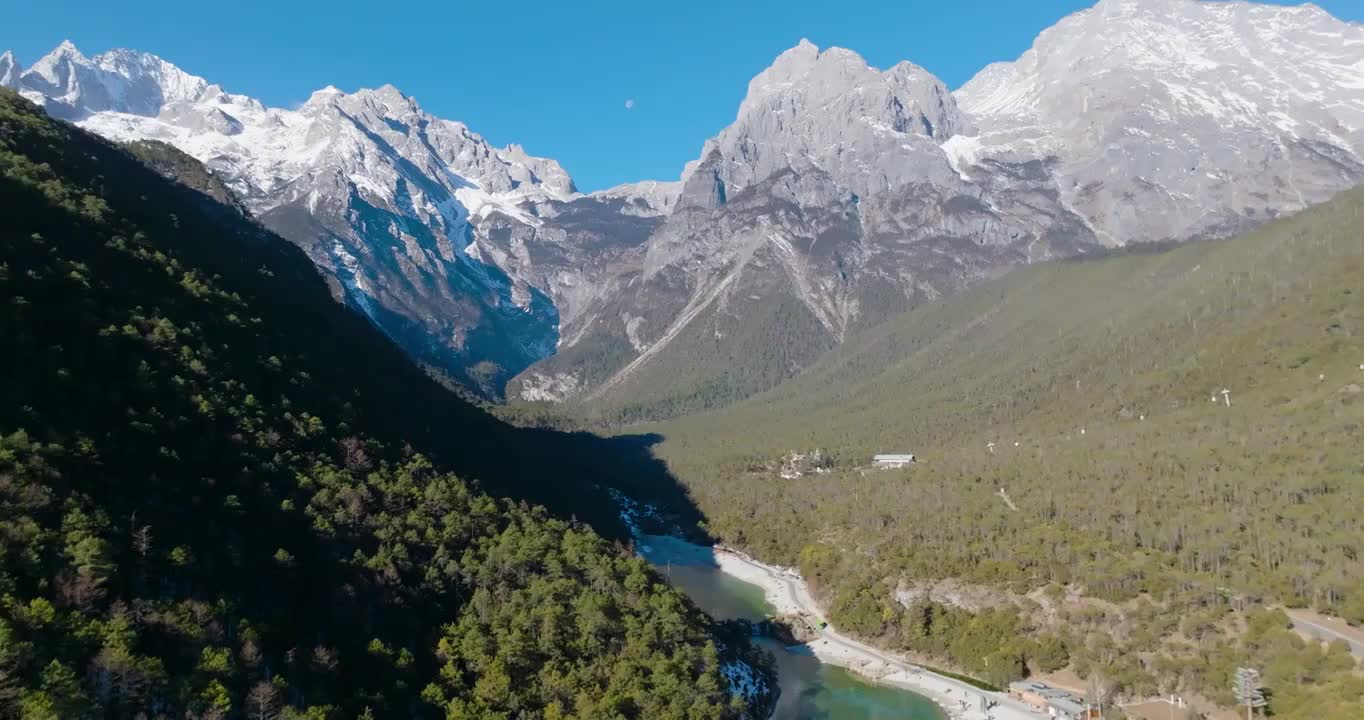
[647,534,1048,720]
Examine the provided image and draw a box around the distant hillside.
[644,185,1364,714]
[123,139,250,215]
[0,89,770,719]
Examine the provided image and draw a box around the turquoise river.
[642,535,946,720]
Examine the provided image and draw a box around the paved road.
[1288,614,1364,658]
[722,549,1048,720]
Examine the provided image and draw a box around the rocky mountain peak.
[739,38,963,136]
[22,40,89,97]
[12,0,1364,408]
[500,142,577,197]
[954,0,1364,243]
[14,42,213,119]
[8,40,603,396]
[0,51,19,88]
[674,148,728,212]
[513,0,1364,411]
[588,180,682,216]
[353,83,419,115]
[704,39,967,198]
[961,0,1364,121]
[1090,0,1331,18]
[304,85,344,106]
[744,38,827,91]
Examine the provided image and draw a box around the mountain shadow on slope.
[0,88,748,718]
[257,189,563,402]
[14,92,706,539]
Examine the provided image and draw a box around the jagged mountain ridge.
[0,51,20,88]
[0,86,774,716]
[512,38,1098,410]
[685,38,971,202]
[512,0,1364,413]
[2,40,655,397]
[953,0,1364,243]
[8,0,1363,409]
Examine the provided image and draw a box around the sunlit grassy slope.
[650,185,1364,612]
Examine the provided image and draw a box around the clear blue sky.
[4,0,1361,191]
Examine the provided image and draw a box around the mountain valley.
[6,0,1363,410]
[3,0,1364,717]
[0,88,774,718]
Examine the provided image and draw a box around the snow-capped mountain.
[511,38,1098,406]
[8,0,1363,408]
[691,38,970,200]
[15,41,212,119]
[4,40,632,396]
[0,51,20,88]
[512,0,1364,409]
[589,180,682,216]
[954,0,1364,243]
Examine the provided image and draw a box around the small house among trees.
[1009,680,1096,719]
[1014,684,1096,714]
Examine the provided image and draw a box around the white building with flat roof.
[872,453,915,468]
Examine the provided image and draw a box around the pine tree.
[245,681,281,720]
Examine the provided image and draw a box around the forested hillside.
[0,89,771,719]
[644,187,1364,716]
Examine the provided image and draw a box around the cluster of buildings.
[1008,680,1101,720]
[778,449,833,479]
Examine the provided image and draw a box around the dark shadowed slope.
[0,89,767,719]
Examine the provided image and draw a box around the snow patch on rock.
[515,371,583,402]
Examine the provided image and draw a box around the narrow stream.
[642,536,946,720]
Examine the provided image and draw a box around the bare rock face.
[954,0,1364,244]
[515,3,1364,412]
[515,40,1099,409]
[0,51,20,89]
[765,613,822,644]
[8,41,597,396]
[698,38,970,199]
[11,0,1363,407]
[589,180,682,216]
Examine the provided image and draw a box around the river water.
[642,536,945,720]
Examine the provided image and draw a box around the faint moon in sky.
[625,99,635,110]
